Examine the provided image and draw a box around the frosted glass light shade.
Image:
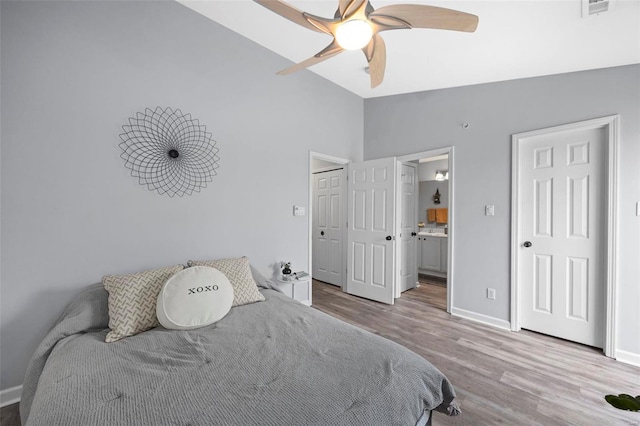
[435,170,449,181]
[335,20,373,50]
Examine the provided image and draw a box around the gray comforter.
[21,277,459,425]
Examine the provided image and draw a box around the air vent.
[583,0,613,17]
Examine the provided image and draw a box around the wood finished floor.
[0,402,19,426]
[311,279,640,425]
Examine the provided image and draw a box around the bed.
[20,269,460,425]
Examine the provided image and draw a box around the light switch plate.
[636,202,639,216]
[293,205,305,216]
[485,205,495,216]
[487,288,496,300]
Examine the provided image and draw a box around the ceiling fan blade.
[277,41,344,75]
[337,0,368,19]
[364,34,386,88]
[338,0,352,16]
[254,0,327,33]
[369,14,411,32]
[303,12,340,34]
[370,4,479,32]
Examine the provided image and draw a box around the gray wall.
[364,65,640,357]
[0,1,363,389]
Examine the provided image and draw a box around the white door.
[399,163,418,293]
[312,168,345,286]
[519,126,606,347]
[347,158,397,304]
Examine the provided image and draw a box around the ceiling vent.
[583,0,614,17]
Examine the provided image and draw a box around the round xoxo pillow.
[157,266,234,330]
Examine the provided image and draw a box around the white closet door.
[519,126,606,347]
[313,168,344,286]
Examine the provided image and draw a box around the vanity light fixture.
[435,170,449,181]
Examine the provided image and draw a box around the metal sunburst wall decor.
[119,107,220,197]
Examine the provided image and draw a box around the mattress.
[21,278,459,425]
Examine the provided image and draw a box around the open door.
[346,157,397,305]
[399,162,418,294]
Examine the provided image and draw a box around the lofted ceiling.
[178,0,640,98]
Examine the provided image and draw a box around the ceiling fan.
[254,0,479,88]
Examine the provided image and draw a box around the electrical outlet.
[487,288,496,300]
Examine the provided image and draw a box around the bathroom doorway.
[396,148,453,313]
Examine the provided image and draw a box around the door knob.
[523,241,532,248]
[386,235,393,241]
[411,232,417,236]
[320,231,324,236]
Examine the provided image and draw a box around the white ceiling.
[178,0,640,98]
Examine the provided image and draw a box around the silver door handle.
[523,241,532,248]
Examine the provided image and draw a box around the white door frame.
[396,146,454,314]
[510,115,619,358]
[308,151,350,294]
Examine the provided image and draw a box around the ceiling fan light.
[335,20,373,50]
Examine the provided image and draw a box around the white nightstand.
[275,275,311,306]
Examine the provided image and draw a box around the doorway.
[411,155,450,311]
[309,152,349,291]
[511,115,619,357]
[396,147,454,314]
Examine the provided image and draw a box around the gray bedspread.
[21,277,459,425]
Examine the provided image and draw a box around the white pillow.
[157,266,233,330]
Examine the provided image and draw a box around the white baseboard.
[451,307,511,331]
[616,349,640,368]
[0,385,22,408]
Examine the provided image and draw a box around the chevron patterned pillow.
[188,257,265,307]
[103,264,184,342]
